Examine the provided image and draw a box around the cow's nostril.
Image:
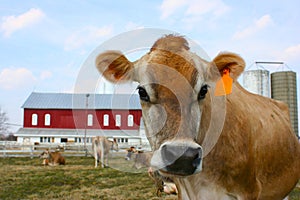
[160,144,202,176]
[193,157,201,168]
[185,147,202,159]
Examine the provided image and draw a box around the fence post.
[3,141,6,158]
[30,145,34,159]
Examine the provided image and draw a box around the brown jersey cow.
[39,149,65,166]
[125,146,138,160]
[95,35,300,200]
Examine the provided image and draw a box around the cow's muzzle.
[151,141,203,176]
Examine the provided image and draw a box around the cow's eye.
[198,84,209,100]
[137,86,150,102]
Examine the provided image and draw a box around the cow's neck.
[175,176,199,200]
[173,171,238,200]
[175,175,213,200]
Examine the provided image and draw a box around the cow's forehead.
[135,49,207,99]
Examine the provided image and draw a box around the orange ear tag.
[214,68,233,96]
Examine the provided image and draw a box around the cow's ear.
[210,52,245,81]
[207,52,245,96]
[95,50,134,83]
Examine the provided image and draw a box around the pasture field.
[0,156,177,200]
[0,156,299,200]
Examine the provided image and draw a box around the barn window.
[44,114,51,126]
[115,115,121,127]
[128,115,134,127]
[103,114,109,126]
[61,138,68,143]
[32,114,38,126]
[87,114,93,126]
[40,137,51,143]
[75,137,82,143]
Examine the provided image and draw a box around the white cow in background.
[92,136,118,168]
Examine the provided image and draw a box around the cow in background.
[92,136,118,168]
[133,151,152,169]
[148,167,178,196]
[125,146,138,160]
[39,149,65,166]
[133,151,178,196]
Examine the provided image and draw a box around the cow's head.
[95,35,245,176]
[39,149,50,159]
[128,146,137,153]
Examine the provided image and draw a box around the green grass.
[0,156,176,200]
[0,156,299,200]
[289,185,300,200]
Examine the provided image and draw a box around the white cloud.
[160,0,186,19]
[40,70,52,80]
[0,8,45,37]
[278,43,300,65]
[233,15,273,40]
[185,0,230,17]
[284,44,300,58]
[159,0,230,20]
[0,67,37,90]
[64,25,113,51]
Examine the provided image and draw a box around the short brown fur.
[95,35,300,200]
[39,149,65,166]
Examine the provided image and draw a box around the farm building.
[243,69,270,98]
[14,92,145,146]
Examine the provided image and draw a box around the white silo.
[243,69,270,97]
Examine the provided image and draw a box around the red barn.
[15,92,143,145]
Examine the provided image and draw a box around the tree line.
[0,106,16,141]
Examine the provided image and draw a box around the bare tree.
[0,107,9,136]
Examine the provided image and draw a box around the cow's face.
[39,150,50,159]
[96,35,245,176]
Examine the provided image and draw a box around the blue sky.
[1,0,300,132]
